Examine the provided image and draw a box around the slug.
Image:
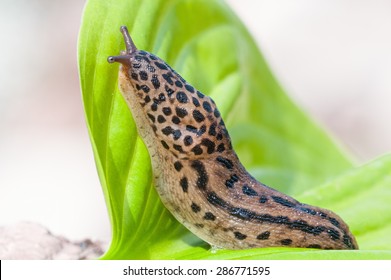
[107,26,358,250]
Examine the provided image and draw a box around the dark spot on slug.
[343,234,355,249]
[150,103,158,111]
[191,145,203,155]
[173,129,182,140]
[328,217,340,228]
[198,125,206,136]
[204,212,216,221]
[184,135,193,146]
[300,207,317,216]
[281,239,293,245]
[140,85,150,93]
[146,64,155,72]
[271,196,297,208]
[140,54,150,62]
[327,229,340,240]
[201,138,215,154]
[234,231,247,240]
[225,180,234,189]
[213,108,220,118]
[175,80,183,88]
[144,95,151,104]
[131,72,138,80]
[185,84,195,93]
[274,215,290,224]
[173,144,184,153]
[176,91,188,103]
[162,107,172,116]
[180,177,188,192]
[202,101,212,113]
[193,110,205,122]
[192,97,200,107]
[259,195,268,204]
[162,126,174,136]
[207,192,228,209]
[147,113,155,123]
[155,61,168,70]
[165,85,174,96]
[174,161,183,171]
[157,93,165,102]
[317,211,328,218]
[132,62,141,68]
[191,160,208,190]
[208,123,217,136]
[290,220,325,235]
[191,202,201,213]
[186,125,197,134]
[221,124,229,137]
[257,231,270,240]
[216,143,225,152]
[139,71,148,80]
[161,140,169,150]
[176,107,188,118]
[311,226,327,235]
[196,90,204,98]
[172,116,180,124]
[162,73,173,85]
[151,75,160,89]
[157,115,166,123]
[242,185,258,196]
[225,174,239,188]
[307,244,322,249]
[216,156,234,170]
[229,208,255,221]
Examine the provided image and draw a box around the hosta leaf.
[77,0,385,260]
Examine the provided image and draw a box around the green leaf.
[78,0,389,260]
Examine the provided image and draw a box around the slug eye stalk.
[107,26,137,64]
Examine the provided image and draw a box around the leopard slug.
[107,26,358,250]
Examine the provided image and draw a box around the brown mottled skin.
[108,26,358,250]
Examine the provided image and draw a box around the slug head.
[108,26,232,159]
[107,25,170,102]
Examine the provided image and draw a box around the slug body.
[108,26,358,250]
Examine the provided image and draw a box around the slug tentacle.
[107,26,358,250]
[120,26,137,54]
[107,55,131,65]
[107,26,138,65]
